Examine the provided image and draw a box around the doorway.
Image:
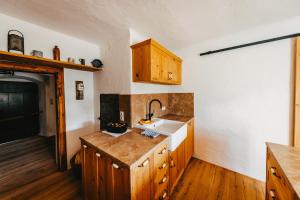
[0,61,67,168]
[0,71,59,192]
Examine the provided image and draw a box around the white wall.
[93,33,132,130]
[171,16,300,181]
[0,13,100,167]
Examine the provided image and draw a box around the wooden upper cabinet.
[131,39,182,85]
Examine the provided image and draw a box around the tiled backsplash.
[118,93,194,127]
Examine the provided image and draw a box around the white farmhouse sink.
[137,118,187,151]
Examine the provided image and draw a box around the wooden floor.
[171,158,265,200]
[0,157,265,200]
[0,136,57,194]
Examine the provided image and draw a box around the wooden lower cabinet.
[81,144,98,200]
[266,147,298,200]
[169,141,185,193]
[82,119,194,199]
[185,119,194,167]
[82,140,169,200]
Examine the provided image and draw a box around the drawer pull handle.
[96,153,101,157]
[159,148,167,155]
[271,167,281,178]
[112,163,119,169]
[159,191,167,200]
[139,159,149,167]
[83,145,87,149]
[159,175,167,184]
[269,189,276,199]
[170,159,175,168]
[159,162,167,169]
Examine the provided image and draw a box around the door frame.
[0,62,67,170]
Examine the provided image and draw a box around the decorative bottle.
[53,46,60,61]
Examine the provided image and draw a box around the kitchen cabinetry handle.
[159,162,167,169]
[168,72,173,80]
[159,175,167,184]
[139,158,149,167]
[170,159,175,168]
[159,191,168,200]
[96,153,101,157]
[83,145,87,149]
[269,189,276,199]
[159,148,167,155]
[112,163,119,169]
[271,167,281,178]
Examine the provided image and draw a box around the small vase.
[53,46,60,61]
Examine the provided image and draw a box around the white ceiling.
[0,0,300,49]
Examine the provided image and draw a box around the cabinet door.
[96,153,106,200]
[162,55,180,84]
[106,159,130,200]
[82,144,98,200]
[151,46,163,82]
[169,142,185,193]
[185,119,194,167]
[132,45,151,82]
[131,156,153,200]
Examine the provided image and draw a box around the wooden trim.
[294,37,300,147]
[0,62,67,170]
[0,50,101,72]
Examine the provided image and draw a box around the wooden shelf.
[0,50,102,72]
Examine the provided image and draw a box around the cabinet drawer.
[154,142,168,168]
[154,165,169,197]
[267,150,294,200]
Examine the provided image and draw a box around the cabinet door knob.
[136,73,139,78]
[159,175,167,184]
[159,148,167,155]
[112,163,119,169]
[159,162,167,169]
[139,158,149,167]
[96,153,101,157]
[270,167,281,178]
[269,189,276,199]
[83,145,87,149]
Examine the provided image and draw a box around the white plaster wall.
[0,13,100,167]
[170,16,300,181]
[93,33,131,130]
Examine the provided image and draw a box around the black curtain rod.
[199,33,300,56]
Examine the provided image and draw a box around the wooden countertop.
[266,142,300,198]
[80,128,168,168]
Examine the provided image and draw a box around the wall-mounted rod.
[199,33,300,56]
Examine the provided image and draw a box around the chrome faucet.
[147,99,163,121]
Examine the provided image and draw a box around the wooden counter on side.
[266,143,300,200]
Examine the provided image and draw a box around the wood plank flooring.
[171,158,265,200]
[0,170,82,200]
[0,136,57,193]
[0,157,265,200]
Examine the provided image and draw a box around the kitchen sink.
[137,118,187,151]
